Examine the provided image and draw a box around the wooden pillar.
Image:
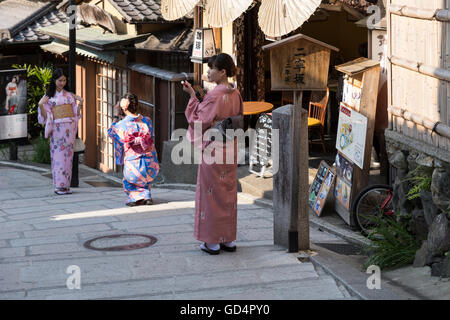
[193,6,203,85]
[81,60,97,168]
[293,91,310,251]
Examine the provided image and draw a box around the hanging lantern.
[191,28,217,64]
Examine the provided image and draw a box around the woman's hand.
[71,93,83,104]
[182,81,195,97]
[39,95,49,106]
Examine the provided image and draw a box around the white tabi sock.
[202,243,220,251]
[222,241,236,247]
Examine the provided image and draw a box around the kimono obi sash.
[52,104,73,119]
[124,131,153,154]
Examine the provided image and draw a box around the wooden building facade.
[386,0,450,156]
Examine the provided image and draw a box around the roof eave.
[8,2,57,39]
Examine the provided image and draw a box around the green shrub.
[363,213,419,270]
[12,63,53,139]
[403,165,433,200]
[32,133,51,164]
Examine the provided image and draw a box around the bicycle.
[351,184,394,236]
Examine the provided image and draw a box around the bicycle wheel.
[352,184,393,236]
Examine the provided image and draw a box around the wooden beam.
[388,106,450,139]
[389,4,450,22]
[390,56,450,82]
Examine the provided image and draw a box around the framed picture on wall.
[0,69,27,141]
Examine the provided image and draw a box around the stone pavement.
[0,164,358,300]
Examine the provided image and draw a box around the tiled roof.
[323,0,376,12]
[9,8,67,43]
[107,0,165,23]
[135,26,193,52]
[0,0,49,30]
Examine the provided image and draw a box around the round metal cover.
[83,234,157,251]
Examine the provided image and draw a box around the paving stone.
[29,243,87,255]
[0,247,26,258]
[10,234,79,247]
[24,224,112,238]
[6,210,65,222]
[238,227,273,242]
[110,214,193,230]
[0,232,21,241]
[0,221,34,233]
[32,216,119,230]
[0,199,49,210]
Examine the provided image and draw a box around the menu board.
[249,113,272,176]
[309,161,335,216]
[336,102,368,169]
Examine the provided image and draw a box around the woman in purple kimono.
[183,53,243,255]
[108,93,159,206]
[38,68,82,195]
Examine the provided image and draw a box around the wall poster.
[0,69,27,141]
[334,152,354,211]
[336,102,367,169]
[309,161,335,216]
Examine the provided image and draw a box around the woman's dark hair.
[46,68,70,98]
[123,93,139,114]
[207,53,237,77]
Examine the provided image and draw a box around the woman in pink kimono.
[183,53,243,255]
[38,68,82,195]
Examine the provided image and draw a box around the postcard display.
[333,58,380,227]
[0,69,27,141]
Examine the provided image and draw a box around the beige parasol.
[258,0,322,37]
[204,0,254,28]
[161,0,199,21]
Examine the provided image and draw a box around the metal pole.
[69,0,79,188]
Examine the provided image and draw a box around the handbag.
[211,115,244,142]
[74,138,86,153]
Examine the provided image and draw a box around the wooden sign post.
[334,58,380,227]
[263,34,338,252]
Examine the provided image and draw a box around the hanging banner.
[336,102,367,169]
[0,69,27,141]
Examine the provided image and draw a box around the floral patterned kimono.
[108,115,159,204]
[38,90,80,192]
[185,84,243,244]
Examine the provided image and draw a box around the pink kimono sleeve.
[185,94,218,145]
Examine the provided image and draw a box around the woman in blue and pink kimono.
[107,93,159,206]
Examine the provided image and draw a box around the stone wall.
[386,130,450,278]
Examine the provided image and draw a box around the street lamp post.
[68,0,79,188]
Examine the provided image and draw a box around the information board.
[249,113,272,177]
[0,69,27,141]
[336,102,367,169]
[308,161,335,216]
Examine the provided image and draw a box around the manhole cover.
[84,234,157,251]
